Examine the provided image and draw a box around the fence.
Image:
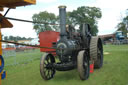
[3,48,42,66]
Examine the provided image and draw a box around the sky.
[1,0,128,38]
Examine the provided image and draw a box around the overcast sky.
[1,0,128,38]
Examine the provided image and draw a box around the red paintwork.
[39,31,60,55]
[90,63,94,73]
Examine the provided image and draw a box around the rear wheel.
[77,50,90,80]
[90,37,103,69]
[94,40,103,68]
[40,53,56,80]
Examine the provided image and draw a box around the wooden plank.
[0,0,35,3]
[0,25,1,85]
[0,7,3,11]
[0,14,13,28]
[0,0,36,7]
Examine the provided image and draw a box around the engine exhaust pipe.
[58,5,67,38]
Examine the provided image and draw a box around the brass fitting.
[58,5,66,9]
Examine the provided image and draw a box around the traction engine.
[40,6,103,80]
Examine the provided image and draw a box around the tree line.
[32,6,102,35]
[2,35,33,41]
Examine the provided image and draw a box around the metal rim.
[40,53,56,80]
[77,50,90,80]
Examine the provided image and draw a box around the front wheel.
[40,53,56,80]
[77,50,90,80]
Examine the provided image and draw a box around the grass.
[2,45,128,85]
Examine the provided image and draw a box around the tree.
[9,36,14,41]
[4,36,8,40]
[117,10,128,36]
[32,11,58,34]
[32,6,102,35]
[67,6,102,35]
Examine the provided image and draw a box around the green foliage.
[117,10,128,36]
[32,11,58,34]
[117,22,127,36]
[67,6,102,35]
[3,35,32,41]
[32,6,102,35]
[4,36,8,40]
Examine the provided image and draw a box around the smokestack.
[58,5,67,38]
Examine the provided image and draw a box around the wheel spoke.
[47,70,52,79]
[48,58,51,63]
[44,61,48,65]
[44,67,48,71]
[46,58,50,64]
[49,70,52,77]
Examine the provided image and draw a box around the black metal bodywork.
[55,6,91,71]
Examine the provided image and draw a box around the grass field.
[2,45,128,85]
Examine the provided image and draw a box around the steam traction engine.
[40,6,103,80]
